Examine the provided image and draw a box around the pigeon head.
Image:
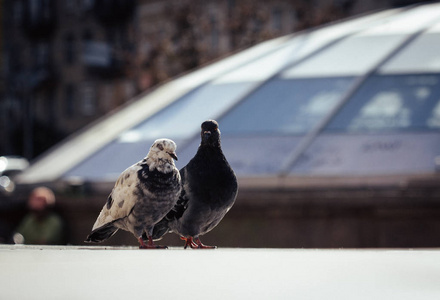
[146,138,178,173]
[200,120,221,147]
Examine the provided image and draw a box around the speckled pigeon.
[85,138,181,249]
[153,120,238,249]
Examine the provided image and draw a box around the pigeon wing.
[91,163,142,231]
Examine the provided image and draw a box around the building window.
[82,29,93,53]
[210,15,219,50]
[65,0,80,15]
[101,84,113,112]
[64,33,75,64]
[29,0,40,23]
[81,82,96,116]
[13,1,24,25]
[34,42,50,68]
[65,84,75,117]
[82,0,94,11]
[9,46,23,73]
[272,8,282,32]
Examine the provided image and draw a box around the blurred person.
[14,187,65,245]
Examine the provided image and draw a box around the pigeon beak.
[203,131,211,140]
[168,152,178,161]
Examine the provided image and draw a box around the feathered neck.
[196,143,225,163]
[200,137,221,148]
[145,151,175,173]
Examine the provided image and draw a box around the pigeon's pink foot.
[138,237,168,249]
[194,237,216,249]
[181,236,216,249]
[181,237,198,249]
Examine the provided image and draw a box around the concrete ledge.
[1,245,440,299]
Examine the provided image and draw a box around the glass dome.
[17,3,440,186]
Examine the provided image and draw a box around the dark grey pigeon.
[153,120,238,249]
[85,138,181,249]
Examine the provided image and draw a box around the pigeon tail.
[85,222,119,243]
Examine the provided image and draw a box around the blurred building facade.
[1,0,137,159]
[0,0,411,159]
